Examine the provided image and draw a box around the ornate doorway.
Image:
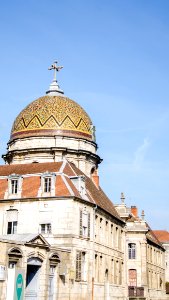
[25,257,42,300]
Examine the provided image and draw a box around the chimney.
[131,206,138,217]
[91,169,99,189]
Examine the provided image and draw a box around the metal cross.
[48,61,63,81]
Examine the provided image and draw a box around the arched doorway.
[25,257,42,300]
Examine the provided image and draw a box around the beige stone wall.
[126,232,147,289]
[163,243,169,282]
[0,239,59,300]
[6,136,98,177]
[0,198,127,300]
[147,243,166,293]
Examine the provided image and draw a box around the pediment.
[26,234,50,248]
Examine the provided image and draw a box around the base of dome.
[10,128,93,142]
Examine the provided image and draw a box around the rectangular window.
[128,243,136,259]
[11,179,18,194]
[7,221,17,234]
[44,177,52,193]
[40,223,51,234]
[79,210,90,238]
[75,251,86,281]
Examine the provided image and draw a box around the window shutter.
[79,210,83,236]
[76,251,81,281]
[88,213,90,238]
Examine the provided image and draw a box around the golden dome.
[10,96,93,141]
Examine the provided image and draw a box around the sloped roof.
[0,161,123,224]
[0,233,50,246]
[0,162,62,176]
[125,214,164,250]
[153,230,169,243]
[67,162,123,222]
[146,224,164,249]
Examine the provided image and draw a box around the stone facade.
[153,230,169,293]
[4,135,100,178]
[115,197,167,300]
[0,161,126,300]
[0,234,65,300]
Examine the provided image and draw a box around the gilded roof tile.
[10,96,93,141]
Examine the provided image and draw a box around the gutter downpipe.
[92,204,97,300]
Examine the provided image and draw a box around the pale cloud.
[133,138,150,171]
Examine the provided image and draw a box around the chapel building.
[0,63,127,300]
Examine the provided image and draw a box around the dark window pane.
[7,222,12,234]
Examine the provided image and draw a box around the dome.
[10,95,93,142]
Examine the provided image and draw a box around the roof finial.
[141,209,145,220]
[121,192,125,204]
[46,61,64,95]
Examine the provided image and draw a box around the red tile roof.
[153,230,169,243]
[0,161,123,223]
[0,179,8,198]
[0,162,62,176]
[69,163,123,222]
[55,175,71,197]
[22,177,41,198]
[146,224,164,249]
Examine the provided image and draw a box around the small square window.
[40,223,52,234]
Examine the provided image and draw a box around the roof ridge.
[59,160,67,173]
[61,174,74,196]
[66,161,77,176]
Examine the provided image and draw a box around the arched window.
[128,243,136,259]
[8,247,22,268]
[49,253,60,266]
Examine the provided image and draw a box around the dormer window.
[71,176,86,197]
[8,175,22,198]
[40,173,56,196]
[44,177,52,193]
[11,179,18,194]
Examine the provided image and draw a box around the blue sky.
[0,0,169,229]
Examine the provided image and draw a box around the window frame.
[79,209,90,238]
[11,179,18,194]
[7,221,18,234]
[8,175,21,196]
[128,243,136,259]
[40,223,52,234]
[43,177,52,193]
[75,251,86,281]
[41,173,55,196]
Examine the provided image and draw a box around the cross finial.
[48,61,63,82]
[46,61,64,95]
